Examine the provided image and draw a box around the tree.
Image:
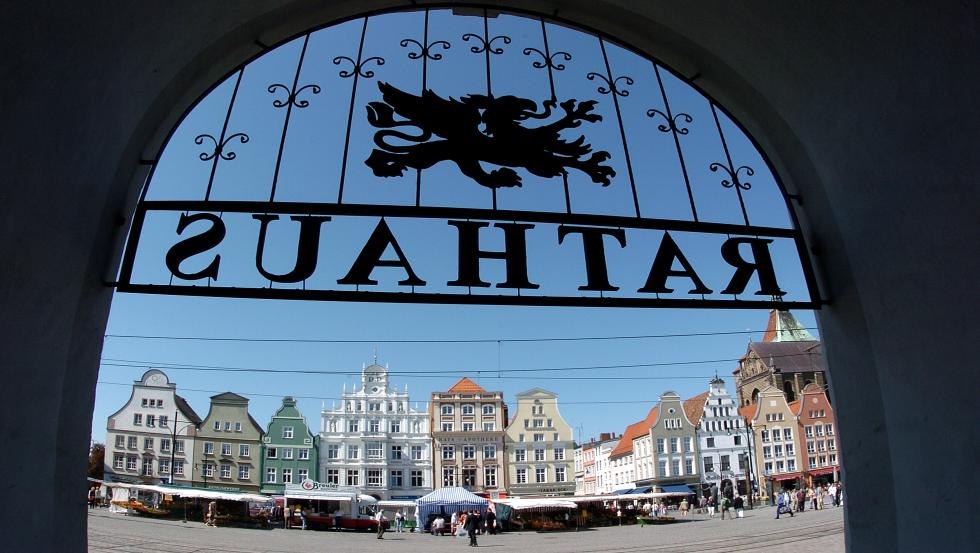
[88,443,105,480]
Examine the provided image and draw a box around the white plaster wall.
[1,1,975,550]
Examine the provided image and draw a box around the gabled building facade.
[696,377,754,498]
[260,396,319,495]
[104,370,200,485]
[430,377,508,497]
[504,388,575,496]
[195,392,264,492]
[743,385,802,501]
[796,383,841,486]
[647,391,702,492]
[574,432,618,495]
[319,362,432,500]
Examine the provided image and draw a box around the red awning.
[808,467,837,477]
[770,471,803,482]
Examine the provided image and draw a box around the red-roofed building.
[747,385,804,502]
[795,383,841,486]
[430,378,509,496]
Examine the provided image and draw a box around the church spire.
[762,308,816,342]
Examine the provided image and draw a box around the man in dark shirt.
[465,510,480,546]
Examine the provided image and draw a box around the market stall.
[493,498,578,531]
[415,487,488,532]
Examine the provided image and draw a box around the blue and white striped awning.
[416,487,489,526]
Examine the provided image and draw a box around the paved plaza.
[88,506,844,552]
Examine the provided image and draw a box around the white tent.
[415,487,489,527]
[494,498,577,511]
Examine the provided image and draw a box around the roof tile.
[609,406,658,459]
[446,377,487,394]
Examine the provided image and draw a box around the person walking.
[451,511,460,537]
[484,509,496,534]
[796,488,806,512]
[375,509,387,539]
[679,498,689,517]
[733,494,744,519]
[395,509,404,533]
[465,510,480,547]
[206,500,217,527]
[835,482,844,507]
[808,486,817,510]
[775,490,794,519]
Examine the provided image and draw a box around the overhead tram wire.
[94,380,694,404]
[102,326,818,345]
[98,350,821,377]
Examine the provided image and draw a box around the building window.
[685,458,694,474]
[515,449,526,462]
[236,465,248,480]
[346,470,359,486]
[733,435,742,446]
[146,415,156,427]
[220,443,231,456]
[390,420,401,433]
[369,419,381,432]
[367,442,383,459]
[390,469,403,488]
[173,460,184,475]
[763,446,772,459]
[326,444,339,459]
[369,402,381,412]
[463,445,476,459]
[298,468,308,482]
[656,438,665,453]
[805,425,813,438]
[266,467,277,483]
[441,422,453,432]
[462,404,474,415]
[554,448,565,460]
[411,470,424,487]
[518,434,525,442]
[555,467,566,482]
[160,438,171,452]
[533,433,544,442]
[348,420,359,433]
[142,398,148,407]
[534,448,545,461]
[658,460,667,475]
[267,447,278,459]
[483,444,496,459]
[670,437,679,453]
[443,467,456,486]
[706,437,715,448]
[224,422,232,432]
[282,468,293,484]
[411,445,424,460]
[764,461,773,473]
[720,455,731,471]
[239,444,250,457]
[282,426,294,439]
[174,440,185,454]
[391,445,403,460]
[203,442,214,455]
[462,422,474,432]
[441,405,454,416]
[220,464,231,478]
[827,439,836,451]
[761,430,770,442]
[143,437,154,450]
[347,445,359,459]
[685,437,694,452]
[516,468,527,484]
[114,435,125,449]
[774,444,783,457]
[442,445,455,460]
[326,469,339,485]
[213,420,220,431]
[125,455,137,471]
[482,422,495,431]
[113,454,124,469]
[283,447,294,460]
[704,457,714,473]
[482,405,494,416]
[825,423,834,435]
[672,459,681,475]
[815,424,824,436]
[235,422,242,432]
[783,428,793,440]
[785,443,795,456]
[154,459,167,474]
[787,459,796,471]
[809,456,817,469]
[830,454,838,465]
[202,463,214,478]
[535,468,547,483]
[476,466,494,487]
[133,414,142,426]
[533,419,543,428]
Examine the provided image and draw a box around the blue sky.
[93,8,819,445]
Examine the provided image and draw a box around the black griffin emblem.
[364,82,615,189]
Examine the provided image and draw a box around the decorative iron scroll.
[116,6,821,310]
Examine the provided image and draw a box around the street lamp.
[168,410,198,485]
[730,418,756,509]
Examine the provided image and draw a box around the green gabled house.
[260,396,320,495]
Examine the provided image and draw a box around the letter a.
[338,219,426,286]
[165,212,226,281]
[638,232,713,294]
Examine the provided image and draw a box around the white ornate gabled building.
[697,376,754,498]
[319,362,432,500]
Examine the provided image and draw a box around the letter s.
[165,212,225,281]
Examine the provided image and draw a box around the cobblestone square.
[88,505,843,552]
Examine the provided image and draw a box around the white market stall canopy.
[569,492,691,503]
[416,487,489,525]
[104,482,268,502]
[494,498,578,510]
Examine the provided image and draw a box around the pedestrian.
[828,483,838,507]
[333,508,343,530]
[206,500,217,527]
[376,509,386,539]
[720,496,729,520]
[797,488,806,512]
[88,487,97,509]
[300,506,308,530]
[484,509,496,534]
[835,482,843,507]
[734,494,744,519]
[451,511,460,536]
[395,509,404,533]
[808,486,817,510]
[465,510,480,547]
[680,498,689,517]
[707,495,716,518]
[457,511,468,538]
[432,515,446,535]
[775,490,794,519]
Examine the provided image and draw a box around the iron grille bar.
[651,63,698,222]
[204,69,245,201]
[115,282,820,310]
[336,17,373,205]
[136,200,799,238]
[269,34,313,203]
[594,38,640,218]
[710,102,751,226]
